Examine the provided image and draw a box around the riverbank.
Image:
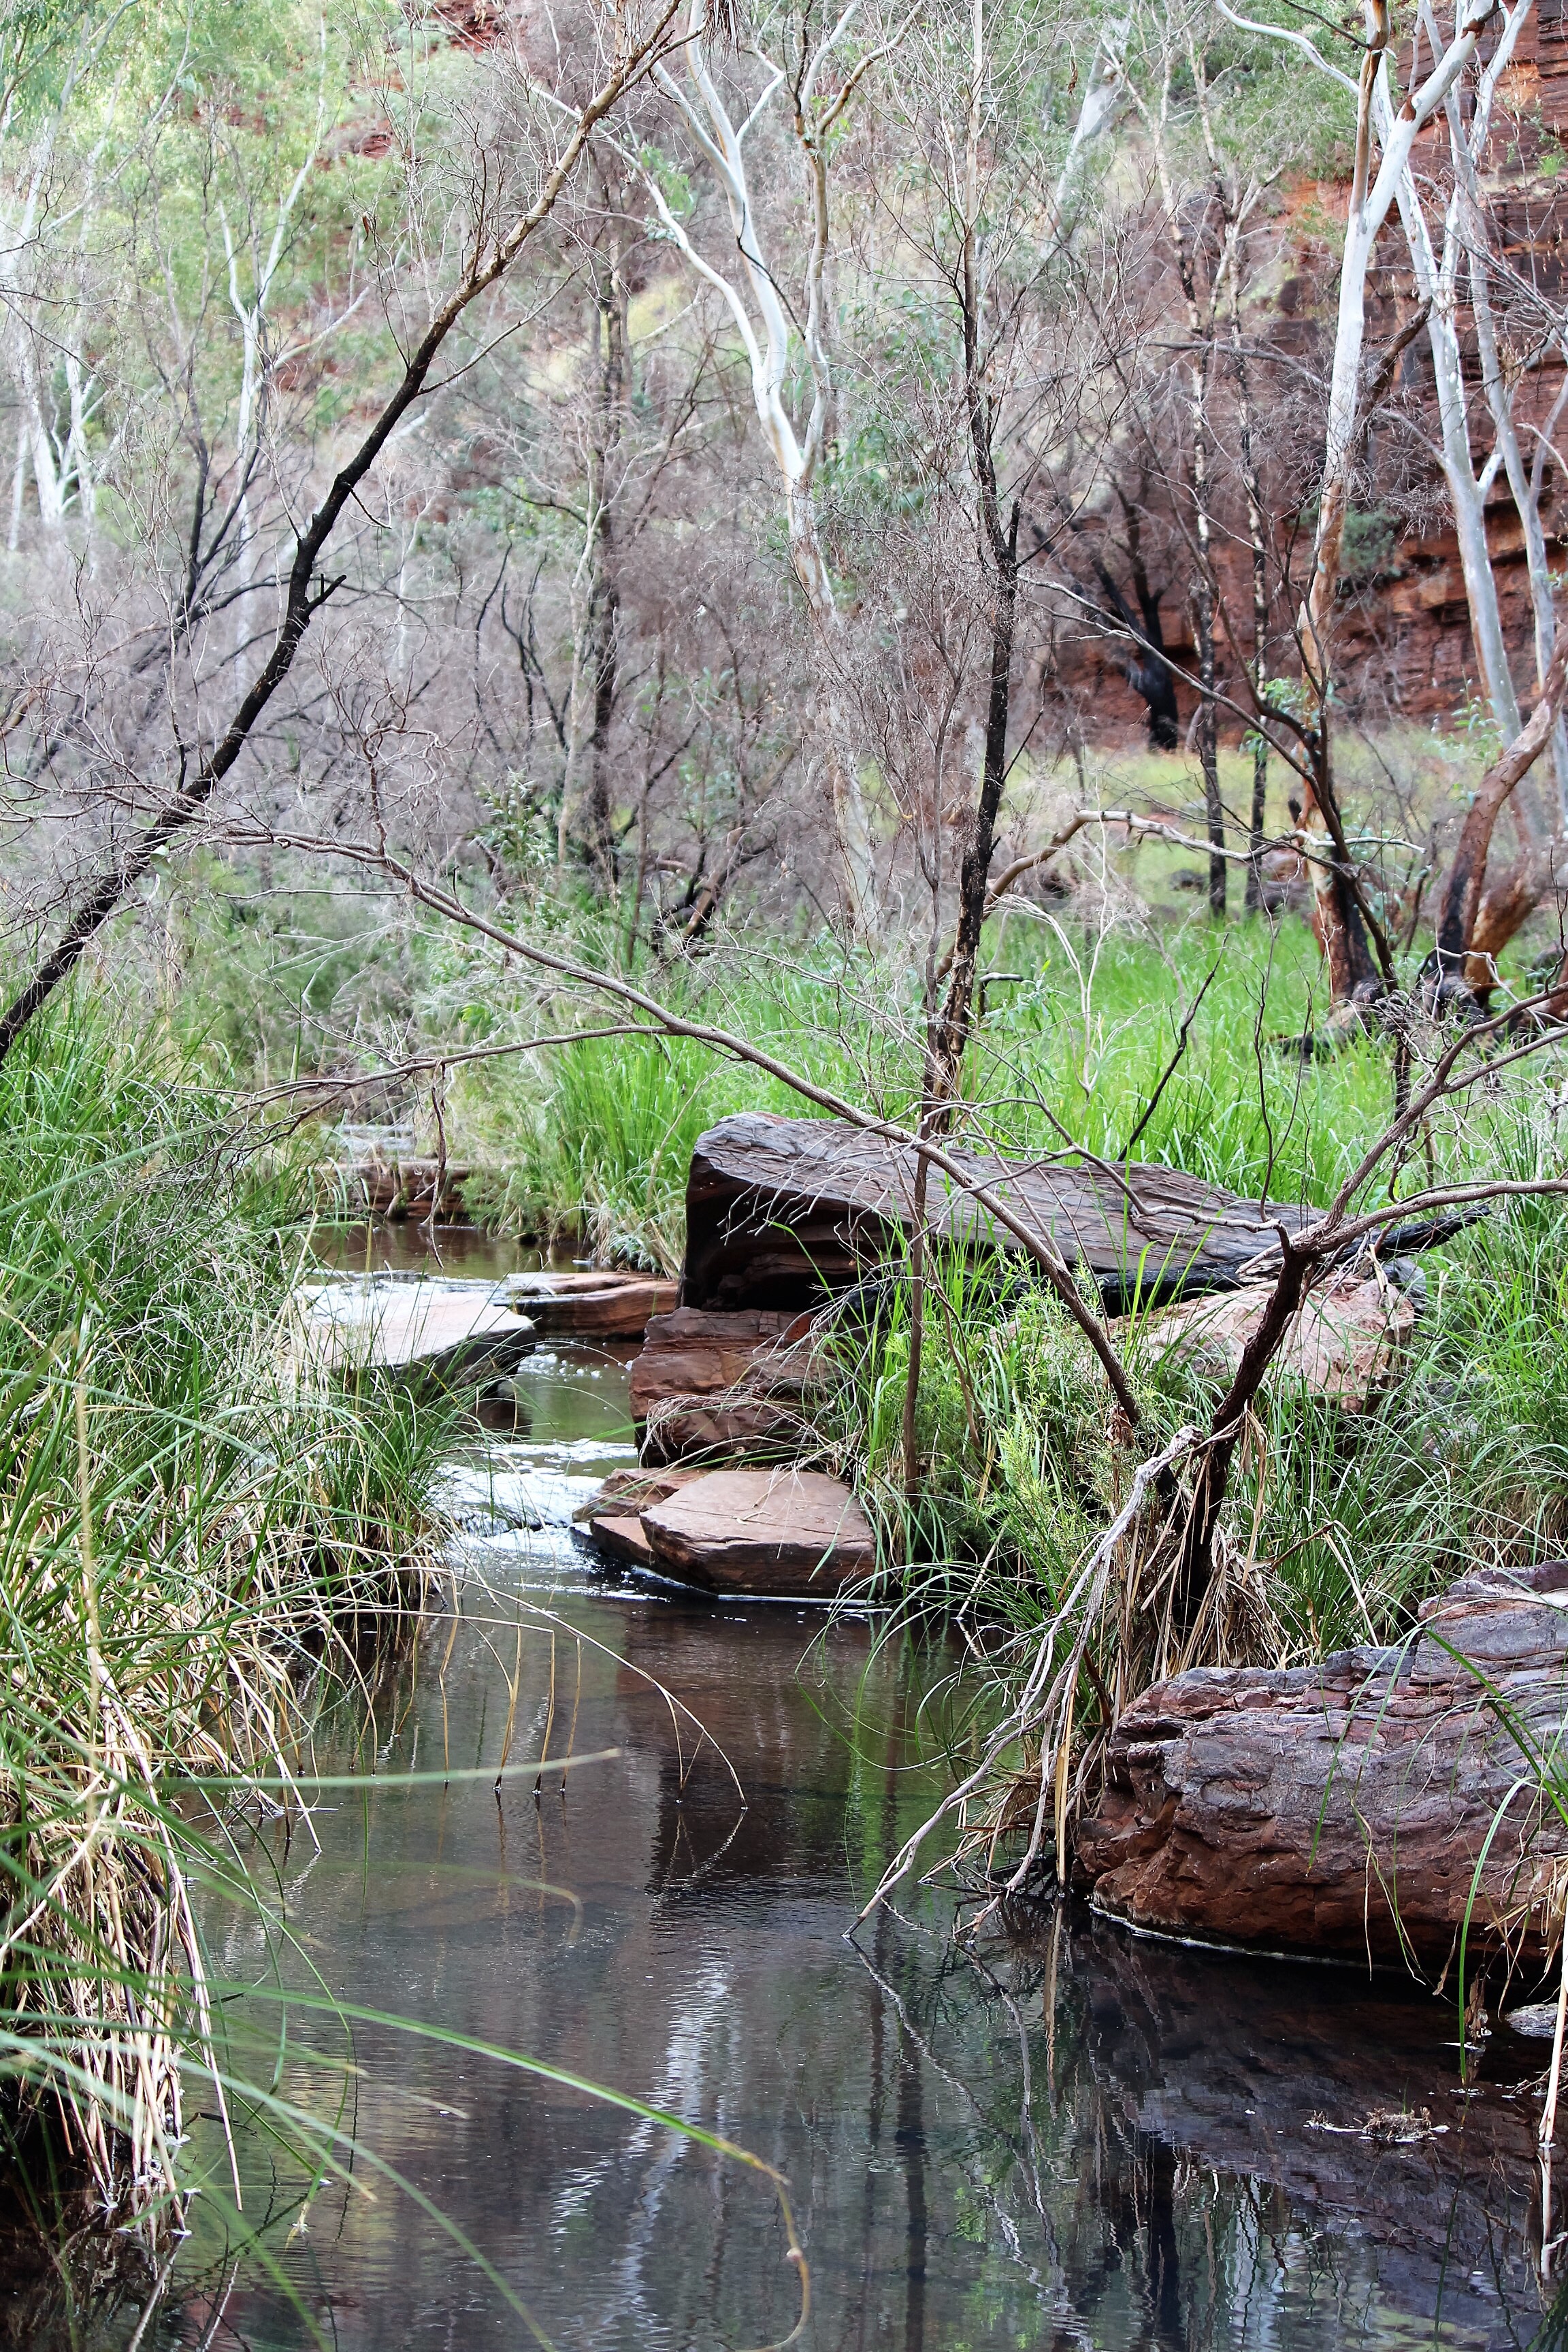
[0,1002,454,2214]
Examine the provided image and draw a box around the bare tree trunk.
[1431,619,1568,1003]
[1227,231,1270,913]
[639,1,882,931]
[1296,32,1390,1004]
[1143,50,1223,913]
[1174,1237,1309,1633]
[926,0,1021,1113]
[585,194,627,889]
[929,504,1020,1110]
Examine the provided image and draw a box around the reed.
[0,996,453,2215]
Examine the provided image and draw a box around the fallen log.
[681,1114,1466,1316]
[1073,1561,1568,1973]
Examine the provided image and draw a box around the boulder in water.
[639,1468,876,1598]
[1073,1561,1568,1971]
[502,1271,678,1338]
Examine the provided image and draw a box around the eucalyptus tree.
[1222,0,1568,1009]
[0,0,691,1067]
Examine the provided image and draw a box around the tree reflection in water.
[0,1402,1554,2350]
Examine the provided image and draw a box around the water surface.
[83,1335,1568,2348]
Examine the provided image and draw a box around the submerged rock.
[638,1468,876,1599]
[1073,1561,1568,1972]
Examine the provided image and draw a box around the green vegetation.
[0,994,453,2208]
[836,1167,1568,1673]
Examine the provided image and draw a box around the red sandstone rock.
[504,1272,678,1339]
[574,1466,701,1522]
[681,1115,1320,1313]
[1073,1561,1568,1970]
[295,1281,534,1378]
[587,1513,656,1568]
[638,1468,877,1598]
[628,1307,803,1414]
[578,1467,700,1563]
[629,1305,827,1465]
[1130,1270,1416,1404]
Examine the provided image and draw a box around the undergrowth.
[0,996,455,2215]
[832,1098,1568,1677]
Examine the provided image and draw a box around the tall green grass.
[0,996,454,2210]
[431,904,1541,1267]
[431,916,1405,1266]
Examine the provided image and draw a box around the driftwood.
[681,1115,1460,1315]
[1073,1562,1568,1972]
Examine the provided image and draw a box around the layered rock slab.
[683,1113,1320,1314]
[502,1271,677,1339]
[293,1278,535,1379]
[638,1469,876,1599]
[575,1468,701,1568]
[1074,1561,1568,1970]
[630,1307,828,1465]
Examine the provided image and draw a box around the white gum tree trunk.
[1221,0,1529,999]
[628,0,885,930]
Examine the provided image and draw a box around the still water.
[123,1326,1566,2347]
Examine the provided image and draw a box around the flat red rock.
[639,1469,876,1598]
[587,1513,655,1568]
[628,1307,827,1465]
[504,1272,679,1338]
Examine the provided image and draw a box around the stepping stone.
[589,1513,657,1568]
[502,1271,679,1339]
[628,1307,828,1466]
[578,1468,701,1568]
[295,1280,534,1379]
[639,1469,876,1599]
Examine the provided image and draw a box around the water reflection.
[308,1220,559,1281]
[9,1341,1560,2348]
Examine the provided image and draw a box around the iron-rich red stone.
[639,1468,876,1598]
[1073,1561,1568,1970]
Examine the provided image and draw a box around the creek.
[131,1245,1562,2350]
